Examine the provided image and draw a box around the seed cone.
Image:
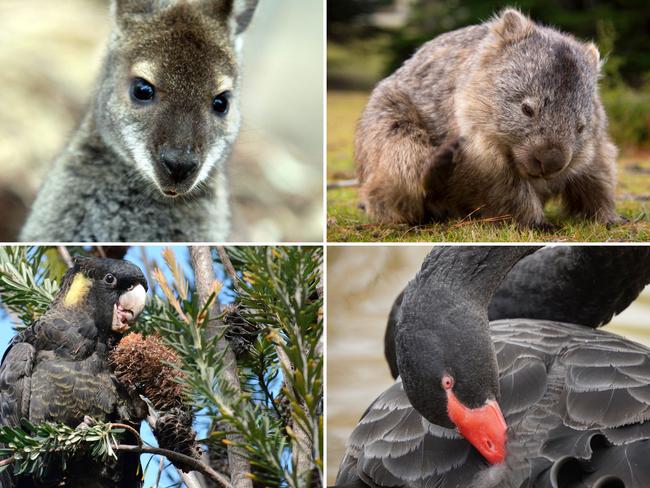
[110,333,202,469]
[110,333,185,411]
[155,408,202,470]
[223,304,262,357]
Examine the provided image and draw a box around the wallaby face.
[96,0,258,197]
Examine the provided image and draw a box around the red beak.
[446,389,507,464]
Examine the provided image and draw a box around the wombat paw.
[603,214,626,228]
[530,220,559,232]
[436,137,464,165]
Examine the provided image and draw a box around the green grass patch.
[327,38,390,90]
[327,90,650,242]
[602,85,650,151]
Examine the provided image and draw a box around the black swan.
[335,246,650,488]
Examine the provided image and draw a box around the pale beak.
[111,284,147,333]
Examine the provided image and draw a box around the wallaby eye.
[212,91,230,115]
[577,124,585,134]
[521,103,535,117]
[131,78,155,103]
[104,273,116,285]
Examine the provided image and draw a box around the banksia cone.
[109,333,185,411]
[110,333,202,469]
[223,304,262,357]
[155,408,202,470]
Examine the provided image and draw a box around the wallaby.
[21,0,259,242]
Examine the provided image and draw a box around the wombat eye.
[131,78,155,103]
[577,124,585,134]
[212,91,230,115]
[521,103,535,117]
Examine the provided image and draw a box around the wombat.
[356,8,619,228]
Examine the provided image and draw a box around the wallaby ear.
[203,0,259,35]
[490,8,533,44]
[112,0,164,28]
[583,42,602,72]
[113,0,158,17]
[232,0,259,34]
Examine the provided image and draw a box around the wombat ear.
[583,42,602,72]
[490,8,533,44]
[202,0,259,35]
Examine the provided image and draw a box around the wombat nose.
[160,148,199,183]
[533,146,569,176]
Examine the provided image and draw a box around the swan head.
[397,293,507,465]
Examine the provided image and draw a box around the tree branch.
[217,246,238,287]
[114,444,232,488]
[57,246,73,268]
[0,455,15,468]
[190,247,253,488]
[153,456,165,488]
[0,438,225,487]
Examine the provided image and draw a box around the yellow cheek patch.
[64,273,92,307]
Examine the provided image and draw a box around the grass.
[327,90,650,242]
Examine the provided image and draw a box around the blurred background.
[0,0,323,242]
[327,0,650,240]
[326,246,650,484]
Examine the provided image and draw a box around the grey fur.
[21,0,259,242]
[357,8,618,227]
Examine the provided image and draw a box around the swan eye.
[441,375,454,390]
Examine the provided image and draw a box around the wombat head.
[457,9,602,180]
[95,0,258,197]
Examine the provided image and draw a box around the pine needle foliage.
[223,246,324,485]
[0,247,59,329]
[146,246,324,488]
[0,420,122,478]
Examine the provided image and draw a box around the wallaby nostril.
[162,160,197,182]
[160,148,199,183]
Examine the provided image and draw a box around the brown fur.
[21,0,259,242]
[356,9,618,227]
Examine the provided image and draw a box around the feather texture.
[338,319,650,488]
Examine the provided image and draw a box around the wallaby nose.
[160,148,199,183]
[532,146,569,176]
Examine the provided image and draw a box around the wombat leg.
[424,137,462,198]
[562,172,620,225]
[484,180,549,229]
[361,172,426,224]
[356,87,436,224]
[422,137,462,221]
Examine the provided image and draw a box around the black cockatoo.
[0,257,148,487]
